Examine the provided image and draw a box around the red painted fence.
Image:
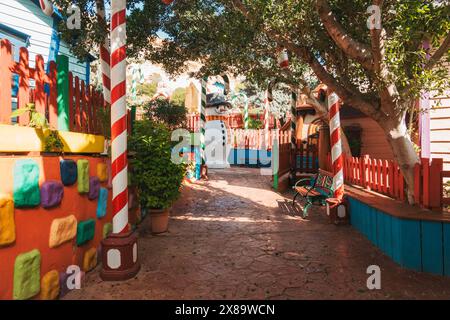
[343,154,449,211]
[343,155,405,201]
[229,129,289,150]
[414,158,450,211]
[277,130,291,177]
[187,113,277,131]
[0,39,108,136]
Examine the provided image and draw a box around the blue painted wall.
[348,196,450,277]
[229,149,272,168]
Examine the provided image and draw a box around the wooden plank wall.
[0,0,88,81]
[430,90,450,172]
[348,196,450,276]
[341,117,394,160]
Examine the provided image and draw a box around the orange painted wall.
[0,155,112,300]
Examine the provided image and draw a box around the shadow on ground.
[64,167,450,300]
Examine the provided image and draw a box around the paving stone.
[62,167,450,300]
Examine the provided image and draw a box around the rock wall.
[0,155,114,300]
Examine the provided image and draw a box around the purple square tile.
[41,181,64,208]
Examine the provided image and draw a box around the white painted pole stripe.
[331,144,342,164]
[111,131,127,163]
[112,166,128,199]
[112,204,129,234]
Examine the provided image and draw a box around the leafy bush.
[170,87,186,106]
[44,131,64,153]
[248,117,263,130]
[129,120,186,210]
[11,103,48,128]
[143,99,187,130]
[96,105,111,138]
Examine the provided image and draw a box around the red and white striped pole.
[97,0,111,104]
[327,91,345,200]
[39,0,54,16]
[101,0,140,281]
[110,0,128,234]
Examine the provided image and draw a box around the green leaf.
[10,108,29,118]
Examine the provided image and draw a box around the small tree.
[171,87,187,106]
[129,120,186,210]
[246,83,293,123]
[143,98,188,130]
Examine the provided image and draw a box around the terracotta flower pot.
[148,208,169,234]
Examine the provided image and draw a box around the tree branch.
[316,0,373,71]
[426,32,450,70]
[229,0,382,120]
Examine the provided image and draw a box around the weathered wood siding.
[430,91,450,171]
[0,0,88,81]
[342,117,394,160]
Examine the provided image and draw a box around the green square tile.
[77,160,89,194]
[76,219,96,246]
[13,159,40,207]
[13,249,41,300]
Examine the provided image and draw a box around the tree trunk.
[378,113,420,204]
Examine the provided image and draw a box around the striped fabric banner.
[328,92,345,200]
[110,0,129,234]
[200,77,207,165]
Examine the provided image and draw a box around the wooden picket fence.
[343,154,449,211]
[0,39,110,136]
[186,113,276,132]
[343,155,405,201]
[414,158,450,211]
[229,128,288,150]
[277,130,291,177]
[296,143,319,174]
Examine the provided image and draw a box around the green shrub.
[143,99,187,130]
[248,117,263,130]
[129,120,186,210]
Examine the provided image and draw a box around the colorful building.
[0,0,93,83]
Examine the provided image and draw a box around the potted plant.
[129,120,186,234]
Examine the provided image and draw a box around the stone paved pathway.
[65,167,450,300]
